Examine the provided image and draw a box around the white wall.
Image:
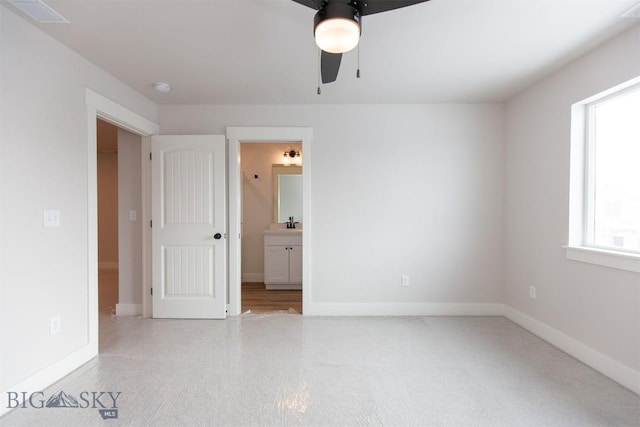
[504,25,640,374]
[240,143,301,282]
[159,104,505,307]
[117,128,143,312]
[0,4,156,392]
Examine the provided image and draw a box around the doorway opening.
[97,119,119,315]
[96,119,144,322]
[86,88,159,358]
[239,142,302,314]
[227,127,312,316]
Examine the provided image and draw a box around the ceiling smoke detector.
[154,82,171,93]
[7,0,69,23]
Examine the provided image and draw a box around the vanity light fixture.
[283,150,302,165]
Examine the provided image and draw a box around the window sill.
[564,246,640,273]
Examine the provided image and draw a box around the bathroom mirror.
[272,164,302,223]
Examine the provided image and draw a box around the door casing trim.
[86,88,159,338]
[226,127,313,316]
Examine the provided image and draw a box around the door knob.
[213,233,222,240]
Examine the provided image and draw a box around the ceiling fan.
[292,0,431,84]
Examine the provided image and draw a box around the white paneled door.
[152,135,226,319]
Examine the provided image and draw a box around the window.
[567,79,640,272]
[585,85,640,254]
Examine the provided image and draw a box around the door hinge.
[150,287,153,295]
[150,220,152,228]
[149,152,152,160]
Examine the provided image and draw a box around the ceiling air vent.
[620,1,640,18]
[7,0,69,24]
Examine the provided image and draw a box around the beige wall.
[97,119,118,268]
[240,143,301,282]
[117,128,143,307]
[95,121,143,312]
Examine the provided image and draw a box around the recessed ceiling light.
[7,0,69,24]
[154,82,171,93]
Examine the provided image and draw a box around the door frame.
[227,127,312,316]
[86,89,159,352]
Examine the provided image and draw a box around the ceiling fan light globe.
[315,18,360,53]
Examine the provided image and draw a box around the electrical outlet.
[50,316,61,335]
[529,285,537,300]
[401,275,410,287]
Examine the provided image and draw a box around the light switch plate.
[129,210,137,221]
[50,315,61,335]
[43,210,60,227]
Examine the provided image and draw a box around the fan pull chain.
[317,48,322,95]
[357,44,361,78]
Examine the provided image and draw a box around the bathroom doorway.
[239,142,302,313]
[227,126,312,316]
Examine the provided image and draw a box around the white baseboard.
[98,262,118,270]
[303,302,505,316]
[115,303,142,316]
[504,306,640,395]
[242,273,263,283]
[0,343,97,417]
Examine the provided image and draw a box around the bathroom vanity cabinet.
[263,231,302,290]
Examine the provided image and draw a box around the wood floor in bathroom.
[241,282,302,314]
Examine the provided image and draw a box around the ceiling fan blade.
[360,0,431,15]
[321,51,342,83]
[291,0,431,14]
[291,0,322,10]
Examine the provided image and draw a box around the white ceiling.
[4,0,639,104]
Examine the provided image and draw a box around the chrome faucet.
[287,216,295,229]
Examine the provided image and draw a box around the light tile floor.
[1,314,638,426]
